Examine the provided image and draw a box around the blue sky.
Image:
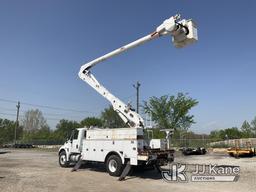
[0,0,256,133]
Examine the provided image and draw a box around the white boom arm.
[79,14,198,128]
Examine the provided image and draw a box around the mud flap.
[154,164,162,174]
[118,161,131,181]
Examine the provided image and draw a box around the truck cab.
[58,128,86,167]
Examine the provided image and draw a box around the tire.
[248,152,254,157]
[229,152,234,157]
[106,155,123,177]
[59,151,70,168]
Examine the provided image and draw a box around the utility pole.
[133,81,140,114]
[14,101,20,144]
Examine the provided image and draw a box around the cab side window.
[73,130,79,140]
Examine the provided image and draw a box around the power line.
[0,98,17,104]
[0,109,84,119]
[0,107,17,111]
[121,93,136,101]
[0,98,101,125]
[0,110,85,120]
[21,102,93,113]
[18,109,86,118]
[0,112,77,122]
[0,97,95,114]
[40,112,84,118]
[0,112,17,116]
[0,106,88,119]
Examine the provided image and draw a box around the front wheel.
[59,151,70,167]
[106,155,123,176]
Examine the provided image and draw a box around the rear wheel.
[59,151,70,167]
[229,152,234,157]
[106,155,123,176]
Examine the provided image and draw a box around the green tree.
[144,128,165,139]
[22,128,51,141]
[54,119,80,140]
[209,130,222,141]
[80,117,103,128]
[209,127,242,141]
[144,93,198,130]
[223,127,242,139]
[241,120,252,138]
[101,106,127,128]
[251,116,256,137]
[0,118,16,144]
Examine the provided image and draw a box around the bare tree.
[22,109,49,132]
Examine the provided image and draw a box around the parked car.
[182,147,207,155]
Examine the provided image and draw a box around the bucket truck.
[58,14,198,180]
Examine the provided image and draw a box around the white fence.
[209,138,256,147]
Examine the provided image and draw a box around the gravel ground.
[0,149,255,192]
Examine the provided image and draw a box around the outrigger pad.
[71,156,83,172]
[118,161,131,181]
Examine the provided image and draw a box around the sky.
[0,0,256,133]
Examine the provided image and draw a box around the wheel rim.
[60,154,66,165]
[109,159,117,172]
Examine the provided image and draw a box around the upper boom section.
[78,14,198,128]
[79,14,197,73]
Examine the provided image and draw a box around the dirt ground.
[0,149,255,192]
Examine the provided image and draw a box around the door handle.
[76,144,78,149]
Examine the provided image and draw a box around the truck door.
[70,129,80,153]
